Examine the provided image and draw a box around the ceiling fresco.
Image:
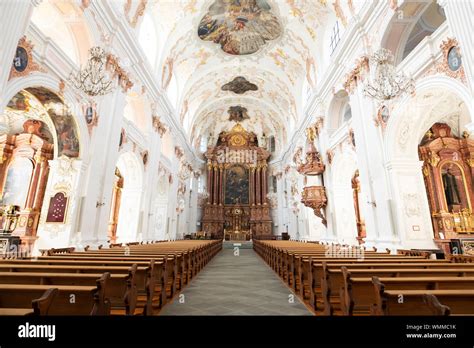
[221,76,258,94]
[138,0,351,156]
[228,105,250,122]
[197,0,282,56]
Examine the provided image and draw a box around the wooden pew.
[341,268,474,315]
[322,266,474,315]
[0,263,155,315]
[0,273,110,315]
[253,240,474,316]
[372,277,474,315]
[0,240,222,316]
[0,270,136,315]
[0,288,58,316]
[305,259,457,311]
[423,294,451,316]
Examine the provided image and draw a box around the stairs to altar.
[222,241,253,249]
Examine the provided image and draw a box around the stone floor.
[159,246,312,316]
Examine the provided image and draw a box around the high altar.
[201,124,272,240]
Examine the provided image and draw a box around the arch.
[1,73,90,159]
[31,0,94,64]
[384,75,473,249]
[326,89,351,134]
[115,151,144,243]
[385,76,474,163]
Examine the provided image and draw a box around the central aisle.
[160,245,312,315]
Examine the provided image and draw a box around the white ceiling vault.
[142,0,335,155]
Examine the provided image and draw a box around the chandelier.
[69,46,113,97]
[364,48,414,103]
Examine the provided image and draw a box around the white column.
[438,0,474,93]
[142,133,162,241]
[319,128,337,243]
[349,82,399,249]
[166,157,179,240]
[188,174,199,235]
[78,89,126,247]
[0,0,37,99]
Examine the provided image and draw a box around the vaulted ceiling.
[146,0,334,155]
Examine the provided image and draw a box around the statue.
[442,167,461,209]
[260,133,267,148]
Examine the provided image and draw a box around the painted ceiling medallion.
[197,0,282,56]
[228,106,250,122]
[221,76,258,94]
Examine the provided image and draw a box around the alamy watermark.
[216,148,258,165]
[324,244,364,260]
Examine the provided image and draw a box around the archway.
[385,76,473,250]
[114,152,143,243]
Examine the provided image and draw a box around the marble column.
[219,164,224,205]
[213,165,218,205]
[207,163,213,204]
[255,165,262,205]
[262,165,268,204]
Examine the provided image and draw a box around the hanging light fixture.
[69,46,114,97]
[363,48,415,103]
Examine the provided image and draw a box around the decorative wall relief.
[375,105,390,130]
[422,38,467,85]
[175,146,184,159]
[343,56,369,94]
[124,0,148,28]
[83,102,98,135]
[221,76,258,95]
[152,115,168,137]
[403,193,421,217]
[141,150,148,167]
[106,53,134,93]
[198,0,282,55]
[9,36,45,80]
[398,120,410,150]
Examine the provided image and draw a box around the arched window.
[199,136,208,153]
[268,136,276,153]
